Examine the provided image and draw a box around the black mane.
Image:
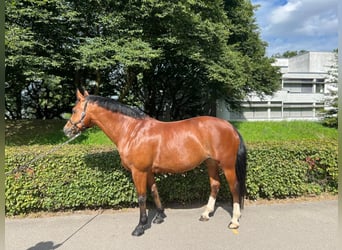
[86,95,148,119]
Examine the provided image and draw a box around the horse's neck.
[89,106,140,147]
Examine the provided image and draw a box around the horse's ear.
[76,89,84,100]
[84,90,89,97]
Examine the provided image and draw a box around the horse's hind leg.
[222,164,241,229]
[200,159,220,221]
[148,172,166,224]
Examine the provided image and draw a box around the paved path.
[6,200,338,250]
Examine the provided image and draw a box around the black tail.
[235,129,247,209]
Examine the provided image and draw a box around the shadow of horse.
[212,202,234,219]
[26,212,102,250]
[139,202,233,235]
[27,241,62,250]
[165,201,234,219]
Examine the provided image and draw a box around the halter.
[68,100,89,131]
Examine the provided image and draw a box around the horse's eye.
[72,109,76,114]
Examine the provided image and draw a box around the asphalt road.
[5,200,338,250]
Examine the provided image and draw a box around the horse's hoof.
[153,210,167,224]
[199,215,209,222]
[228,222,239,229]
[153,216,164,224]
[131,225,145,236]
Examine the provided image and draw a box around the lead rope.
[5,132,82,176]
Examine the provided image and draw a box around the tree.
[5,0,79,119]
[135,0,249,118]
[224,0,281,104]
[321,50,338,128]
[5,0,280,120]
[104,0,281,119]
[272,50,308,58]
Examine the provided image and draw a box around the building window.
[253,107,268,118]
[283,108,313,118]
[231,107,268,120]
[270,107,282,118]
[283,103,315,118]
[283,83,313,93]
[316,84,324,93]
[301,84,313,93]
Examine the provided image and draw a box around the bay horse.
[64,90,247,236]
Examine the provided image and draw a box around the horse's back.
[155,116,235,131]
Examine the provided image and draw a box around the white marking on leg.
[201,196,216,220]
[230,202,241,228]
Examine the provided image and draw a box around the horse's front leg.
[131,171,148,236]
[132,195,148,236]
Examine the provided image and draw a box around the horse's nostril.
[63,127,75,137]
[63,127,68,135]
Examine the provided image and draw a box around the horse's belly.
[151,163,200,174]
[152,152,207,174]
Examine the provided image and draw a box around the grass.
[233,121,337,143]
[5,120,112,146]
[5,119,337,146]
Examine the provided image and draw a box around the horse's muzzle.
[63,123,79,138]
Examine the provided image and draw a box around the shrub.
[246,140,338,199]
[5,140,337,215]
[5,146,136,215]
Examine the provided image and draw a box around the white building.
[217,51,337,121]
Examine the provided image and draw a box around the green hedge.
[5,140,337,215]
[246,140,338,199]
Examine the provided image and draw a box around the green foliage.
[271,50,309,58]
[321,51,338,128]
[224,0,281,99]
[246,141,338,199]
[5,146,136,215]
[5,0,77,119]
[6,0,280,120]
[5,140,337,215]
[234,121,338,142]
[322,116,338,128]
[5,120,112,146]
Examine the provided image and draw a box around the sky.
[250,0,338,56]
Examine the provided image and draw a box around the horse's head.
[63,89,92,138]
